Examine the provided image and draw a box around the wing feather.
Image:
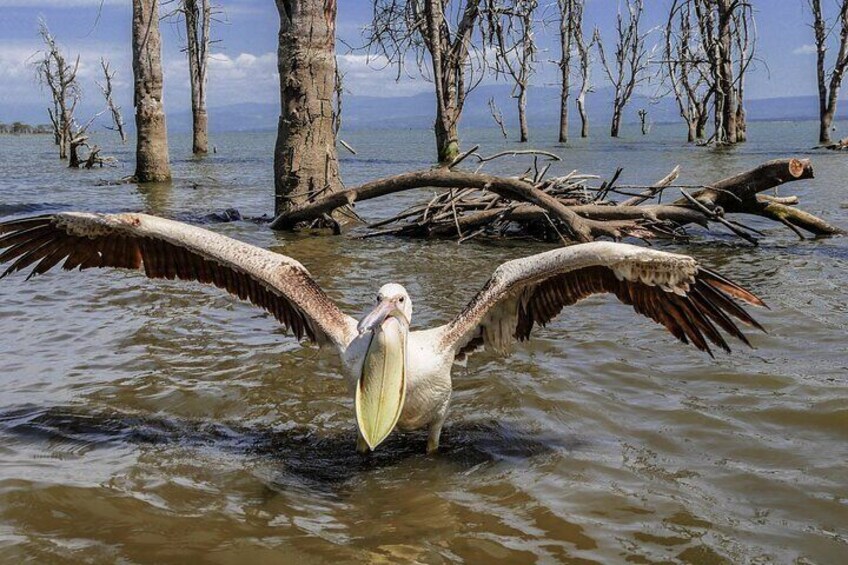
[0,212,357,348]
[440,242,765,360]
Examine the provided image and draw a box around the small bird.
[0,213,765,453]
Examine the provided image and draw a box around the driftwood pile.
[270,150,843,245]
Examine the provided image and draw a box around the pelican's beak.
[357,298,405,335]
[356,300,409,451]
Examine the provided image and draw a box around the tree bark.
[558,0,573,143]
[434,112,460,164]
[610,102,622,137]
[716,0,737,144]
[132,0,171,182]
[193,109,208,155]
[518,84,529,142]
[672,158,814,210]
[274,0,343,218]
[184,0,210,155]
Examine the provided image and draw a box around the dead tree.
[97,58,127,143]
[180,0,212,154]
[488,97,508,137]
[68,110,108,168]
[132,0,172,182]
[484,0,538,142]
[367,1,485,163]
[572,0,592,138]
[273,0,346,223]
[664,0,712,142]
[35,20,79,160]
[808,0,848,145]
[557,0,583,143]
[637,108,648,134]
[596,0,650,138]
[732,6,752,142]
[693,0,753,145]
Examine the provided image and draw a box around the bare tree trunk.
[812,0,831,144]
[810,0,848,145]
[596,0,648,139]
[488,97,508,137]
[558,0,573,143]
[576,87,589,138]
[273,0,343,219]
[610,103,622,137]
[183,0,210,154]
[98,58,127,143]
[434,105,460,164]
[638,109,648,134]
[716,0,736,144]
[69,140,82,168]
[517,84,528,142]
[132,0,171,182]
[574,1,591,138]
[696,98,709,138]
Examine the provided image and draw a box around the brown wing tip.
[699,268,768,309]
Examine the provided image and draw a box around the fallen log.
[269,156,843,243]
[271,169,621,242]
[671,158,814,209]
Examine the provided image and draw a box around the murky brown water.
[0,124,846,563]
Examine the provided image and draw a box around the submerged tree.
[367,0,484,163]
[573,0,593,138]
[179,0,212,154]
[692,0,754,145]
[35,21,109,168]
[596,0,651,138]
[273,0,344,220]
[557,0,578,143]
[663,0,712,143]
[98,58,127,144]
[807,0,848,145]
[132,0,172,182]
[35,20,79,160]
[484,0,538,142]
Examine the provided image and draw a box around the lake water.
[0,121,846,563]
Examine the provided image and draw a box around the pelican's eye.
[376,295,381,304]
[399,297,405,303]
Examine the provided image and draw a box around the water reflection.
[0,405,582,488]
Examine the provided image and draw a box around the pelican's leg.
[426,405,449,454]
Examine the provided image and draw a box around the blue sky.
[0,0,834,120]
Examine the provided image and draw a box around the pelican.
[0,213,765,453]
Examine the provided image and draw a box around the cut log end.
[788,158,810,179]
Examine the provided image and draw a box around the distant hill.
[4,85,846,134]
[171,86,848,133]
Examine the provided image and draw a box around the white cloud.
[0,39,134,121]
[792,44,817,56]
[337,53,432,97]
[0,40,442,120]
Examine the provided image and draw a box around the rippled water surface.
[0,123,846,563]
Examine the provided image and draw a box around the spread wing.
[439,241,765,361]
[0,213,357,349]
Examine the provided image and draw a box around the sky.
[0,0,834,123]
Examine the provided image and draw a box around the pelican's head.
[357,283,412,335]
[354,283,411,451]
